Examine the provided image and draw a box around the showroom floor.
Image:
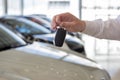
[95,56,120,80]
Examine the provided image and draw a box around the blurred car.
[0,16,86,55]
[0,23,111,80]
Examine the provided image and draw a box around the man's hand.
[51,12,86,32]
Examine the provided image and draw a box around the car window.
[0,24,26,51]
[31,15,51,22]
[41,17,51,22]
[3,19,51,35]
[25,17,50,29]
[18,18,51,34]
[31,16,51,28]
[66,39,83,48]
[66,37,85,53]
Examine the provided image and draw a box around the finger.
[51,16,57,30]
[55,15,62,25]
[51,14,62,30]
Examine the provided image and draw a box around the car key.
[53,28,67,47]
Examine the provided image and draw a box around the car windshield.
[31,15,52,22]
[2,18,51,35]
[41,17,51,22]
[24,16,51,30]
[0,24,26,51]
[18,18,51,34]
[66,36,85,53]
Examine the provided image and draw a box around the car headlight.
[91,69,111,80]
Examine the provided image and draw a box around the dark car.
[0,16,86,55]
[0,23,111,80]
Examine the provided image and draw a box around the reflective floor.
[94,56,120,80]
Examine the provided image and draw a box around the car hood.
[0,42,110,80]
[15,42,101,68]
[16,42,68,59]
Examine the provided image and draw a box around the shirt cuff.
[82,20,101,36]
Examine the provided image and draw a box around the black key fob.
[53,28,67,47]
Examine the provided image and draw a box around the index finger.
[51,16,57,30]
[51,15,62,29]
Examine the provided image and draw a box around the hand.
[51,12,86,32]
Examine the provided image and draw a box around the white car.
[0,24,111,80]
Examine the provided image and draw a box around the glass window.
[82,0,120,56]
[0,24,26,51]
[48,1,70,9]
[109,41,120,55]
[95,39,109,55]
[7,0,21,15]
[23,0,47,15]
[2,18,51,35]
[0,0,4,16]
[23,0,34,15]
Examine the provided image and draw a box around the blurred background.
[0,0,120,80]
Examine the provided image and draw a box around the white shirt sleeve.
[82,15,120,41]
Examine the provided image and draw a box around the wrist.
[78,20,86,32]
